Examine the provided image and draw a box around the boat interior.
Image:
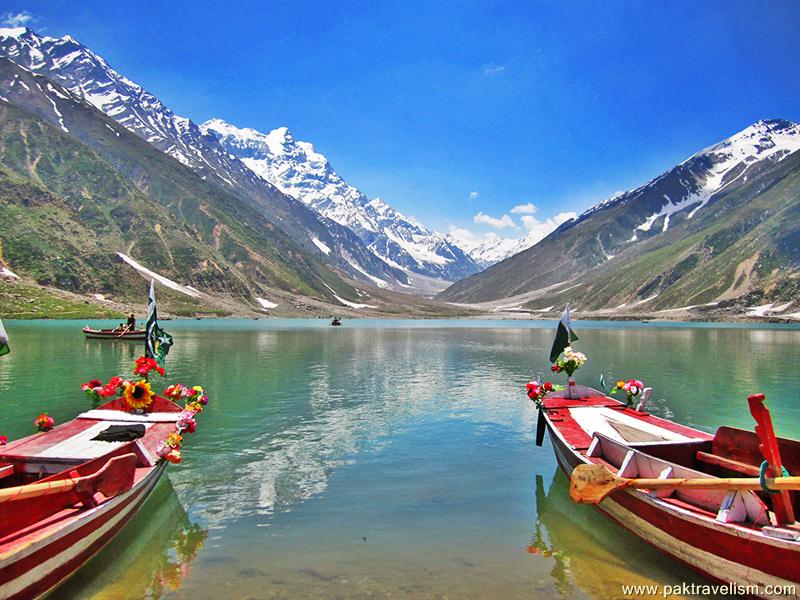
[584,427,800,539]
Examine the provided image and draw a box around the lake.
[1,319,799,599]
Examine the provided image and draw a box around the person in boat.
[126,313,136,330]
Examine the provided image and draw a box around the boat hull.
[82,328,146,340]
[0,462,166,600]
[543,411,799,598]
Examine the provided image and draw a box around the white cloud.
[473,211,517,230]
[510,202,537,214]
[519,211,577,244]
[448,226,482,250]
[2,12,33,27]
[469,191,478,200]
[482,64,506,75]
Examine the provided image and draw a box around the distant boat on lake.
[83,326,147,340]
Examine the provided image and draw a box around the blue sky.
[3,1,800,245]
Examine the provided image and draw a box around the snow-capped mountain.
[449,232,538,269]
[439,118,800,304]
[0,27,409,289]
[578,119,800,241]
[202,119,480,281]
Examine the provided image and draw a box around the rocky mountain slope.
[0,56,363,309]
[0,27,408,288]
[439,120,800,317]
[202,119,479,281]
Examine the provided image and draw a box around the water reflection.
[2,320,799,599]
[532,470,709,599]
[52,478,207,600]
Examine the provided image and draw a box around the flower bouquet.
[79,356,208,465]
[610,378,644,407]
[526,380,565,408]
[34,413,55,432]
[551,346,587,397]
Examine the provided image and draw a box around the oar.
[569,463,800,505]
[0,453,137,504]
[748,393,795,524]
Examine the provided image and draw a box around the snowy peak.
[578,119,800,241]
[0,28,417,290]
[696,119,800,164]
[0,28,254,182]
[202,118,480,280]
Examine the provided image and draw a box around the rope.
[759,460,789,495]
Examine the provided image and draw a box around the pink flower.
[177,411,196,433]
[156,442,171,458]
[623,379,644,395]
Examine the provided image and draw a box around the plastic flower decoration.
[176,411,196,433]
[526,380,564,408]
[610,379,645,407]
[134,356,165,381]
[156,431,184,463]
[34,413,55,432]
[81,375,125,407]
[0,435,7,445]
[553,346,587,377]
[123,380,154,411]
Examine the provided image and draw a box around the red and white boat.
[0,395,186,599]
[82,327,147,340]
[537,385,800,598]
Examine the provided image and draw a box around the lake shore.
[2,278,798,325]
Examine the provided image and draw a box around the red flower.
[134,356,165,378]
[0,435,7,445]
[34,413,55,432]
[543,381,553,391]
[551,365,561,372]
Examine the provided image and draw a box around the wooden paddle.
[570,462,800,505]
[748,393,795,524]
[0,453,137,504]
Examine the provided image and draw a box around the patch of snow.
[311,237,331,255]
[634,295,658,305]
[341,251,391,289]
[746,302,792,317]
[322,283,377,309]
[655,301,719,313]
[530,305,555,313]
[116,252,201,297]
[256,297,278,309]
[0,264,20,280]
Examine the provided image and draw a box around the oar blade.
[570,463,624,504]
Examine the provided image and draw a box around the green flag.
[0,318,8,357]
[144,280,173,366]
[549,304,578,363]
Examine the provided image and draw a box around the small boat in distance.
[330,317,342,326]
[83,327,147,340]
[0,394,190,599]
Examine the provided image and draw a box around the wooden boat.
[537,385,800,598]
[82,327,147,340]
[0,395,186,599]
[330,317,342,327]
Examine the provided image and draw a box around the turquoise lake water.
[1,319,798,599]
